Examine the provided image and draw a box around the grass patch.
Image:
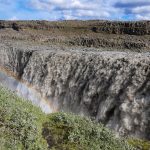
[0,86,135,150]
[128,138,150,150]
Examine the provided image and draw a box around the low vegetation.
[0,86,47,150]
[128,138,150,150]
[43,112,133,150]
[0,86,149,150]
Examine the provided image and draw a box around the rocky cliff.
[0,42,150,140]
[0,20,150,140]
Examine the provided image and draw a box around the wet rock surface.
[0,20,150,140]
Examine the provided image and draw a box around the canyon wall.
[0,44,150,140]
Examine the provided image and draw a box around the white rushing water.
[0,71,53,113]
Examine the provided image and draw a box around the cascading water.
[0,70,54,113]
[0,45,150,140]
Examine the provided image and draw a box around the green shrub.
[0,86,134,150]
[0,87,48,150]
[43,112,133,150]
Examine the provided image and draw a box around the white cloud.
[9,16,18,20]
[28,0,114,20]
[0,0,150,20]
[29,0,53,10]
[132,6,150,14]
[136,14,150,20]
[29,0,95,10]
[118,0,149,3]
[76,9,110,18]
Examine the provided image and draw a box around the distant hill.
[0,20,150,51]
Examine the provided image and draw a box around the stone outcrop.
[0,42,150,140]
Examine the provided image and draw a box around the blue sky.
[0,0,150,20]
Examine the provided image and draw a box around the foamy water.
[0,71,53,113]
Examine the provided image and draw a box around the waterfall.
[0,70,55,113]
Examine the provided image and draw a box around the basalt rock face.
[0,43,150,140]
[0,45,33,78]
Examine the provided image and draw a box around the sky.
[0,0,150,21]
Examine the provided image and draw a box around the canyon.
[0,20,150,140]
